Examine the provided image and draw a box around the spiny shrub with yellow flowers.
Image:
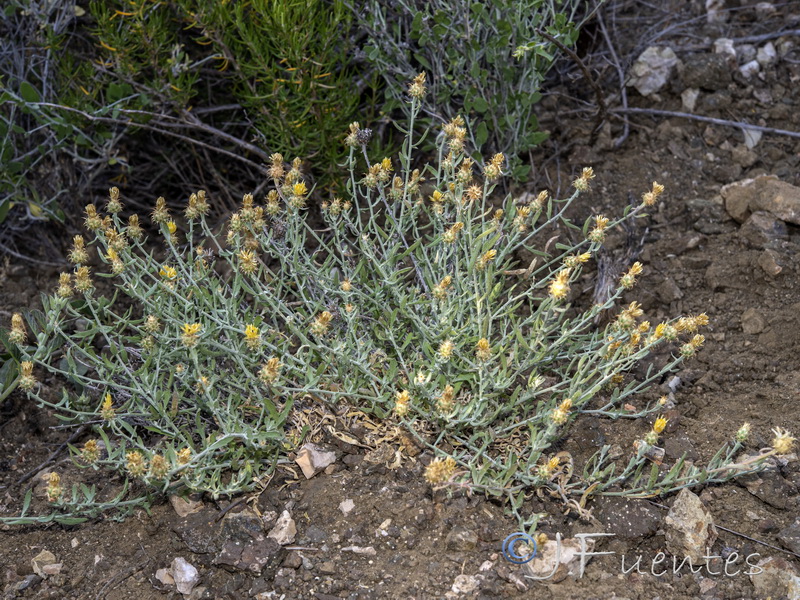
[3,74,794,527]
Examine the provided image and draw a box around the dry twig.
[611,107,800,140]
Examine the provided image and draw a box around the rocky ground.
[2,1,800,598]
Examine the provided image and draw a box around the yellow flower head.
[127,214,143,240]
[642,181,665,207]
[160,265,177,280]
[19,360,36,391]
[177,447,192,465]
[9,313,26,345]
[45,472,62,503]
[195,375,211,393]
[182,323,202,336]
[620,262,643,289]
[437,384,456,413]
[433,275,453,300]
[185,190,210,220]
[84,204,103,230]
[443,117,467,153]
[573,167,595,192]
[181,323,202,348]
[243,324,261,350]
[551,405,569,425]
[101,392,115,420]
[689,334,705,349]
[588,215,610,243]
[311,311,333,336]
[438,339,455,361]
[771,427,796,455]
[292,182,308,198]
[475,338,491,362]
[56,273,73,298]
[653,416,668,434]
[466,185,482,202]
[344,122,363,148]
[548,269,571,300]
[74,266,93,293]
[107,186,122,213]
[677,314,710,333]
[694,313,710,327]
[443,222,464,244]
[533,190,549,210]
[424,456,456,485]
[68,235,89,264]
[564,252,592,269]
[395,389,411,417]
[408,72,427,99]
[268,153,285,179]
[735,422,751,443]
[149,454,169,480]
[151,196,169,225]
[238,250,258,275]
[82,440,100,463]
[259,357,283,384]
[484,153,505,180]
[476,249,497,271]
[144,315,161,333]
[125,450,147,478]
[623,301,643,319]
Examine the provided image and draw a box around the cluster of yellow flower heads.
[362,157,394,189]
[122,447,191,481]
[42,441,194,504]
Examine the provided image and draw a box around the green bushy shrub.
[85,0,360,178]
[356,0,592,180]
[0,0,361,245]
[0,0,81,248]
